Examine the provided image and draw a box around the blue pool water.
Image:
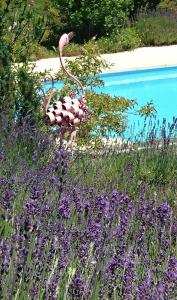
[44,66,177,140]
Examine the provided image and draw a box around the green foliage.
[94,27,141,54]
[99,0,132,35]
[36,27,141,59]
[63,43,83,57]
[0,0,47,62]
[29,44,56,61]
[158,0,177,11]
[62,41,111,90]
[68,144,177,205]
[55,0,132,42]
[77,92,136,143]
[31,26,142,59]
[135,14,177,46]
[0,0,61,58]
[55,41,111,102]
[0,0,47,128]
[0,61,44,131]
[40,0,163,46]
[0,40,14,116]
[138,101,156,116]
[13,64,43,124]
[116,27,141,50]
[34,0,63,49]
[76,92,156,145]
[1,0,173,59]
[130,0,161,18]
[96,36,119,54]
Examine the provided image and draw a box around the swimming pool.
[96,66,177,140]
[44,66,177,140]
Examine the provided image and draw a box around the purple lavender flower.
[58,196,71,219]
[136,270,154,299]
[46,273,60,299]
[166,256,177,282]
[157,283,166,294]
[2,190,15,210]
[77,242,89,259]
[156,203,171,223]
[171,221,177,245]
[68,272,86,299]
[106,255,118,276]
[72,189,83,214]
[86,220,102,241]
[121,253,136,299]
[30,285,38,298]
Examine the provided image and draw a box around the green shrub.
[158,0,177,12]
[29,44,56,61]
[63,43,83,57]
[34,27,141,60]
[117,27,142,50]
[56,0,132,42]
[135,14,177,46]
[95,28,141,54]
[62,31,141,57]
[95,36,118,54]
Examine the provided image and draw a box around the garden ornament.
[43,32,90,146]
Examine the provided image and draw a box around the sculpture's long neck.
[59,36,86,102]
[43,90,55,113]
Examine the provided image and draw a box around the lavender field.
[0,121,177,300]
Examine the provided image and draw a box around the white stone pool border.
[33,45,177,76]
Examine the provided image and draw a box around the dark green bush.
[56,0,131,42]
[135,14,177,46]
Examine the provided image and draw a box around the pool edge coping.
[101,63,177,75]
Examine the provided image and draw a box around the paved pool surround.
[33,45,177,75]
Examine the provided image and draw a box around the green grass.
[67,144,177,208]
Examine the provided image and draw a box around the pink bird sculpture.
[43,32,90,147]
